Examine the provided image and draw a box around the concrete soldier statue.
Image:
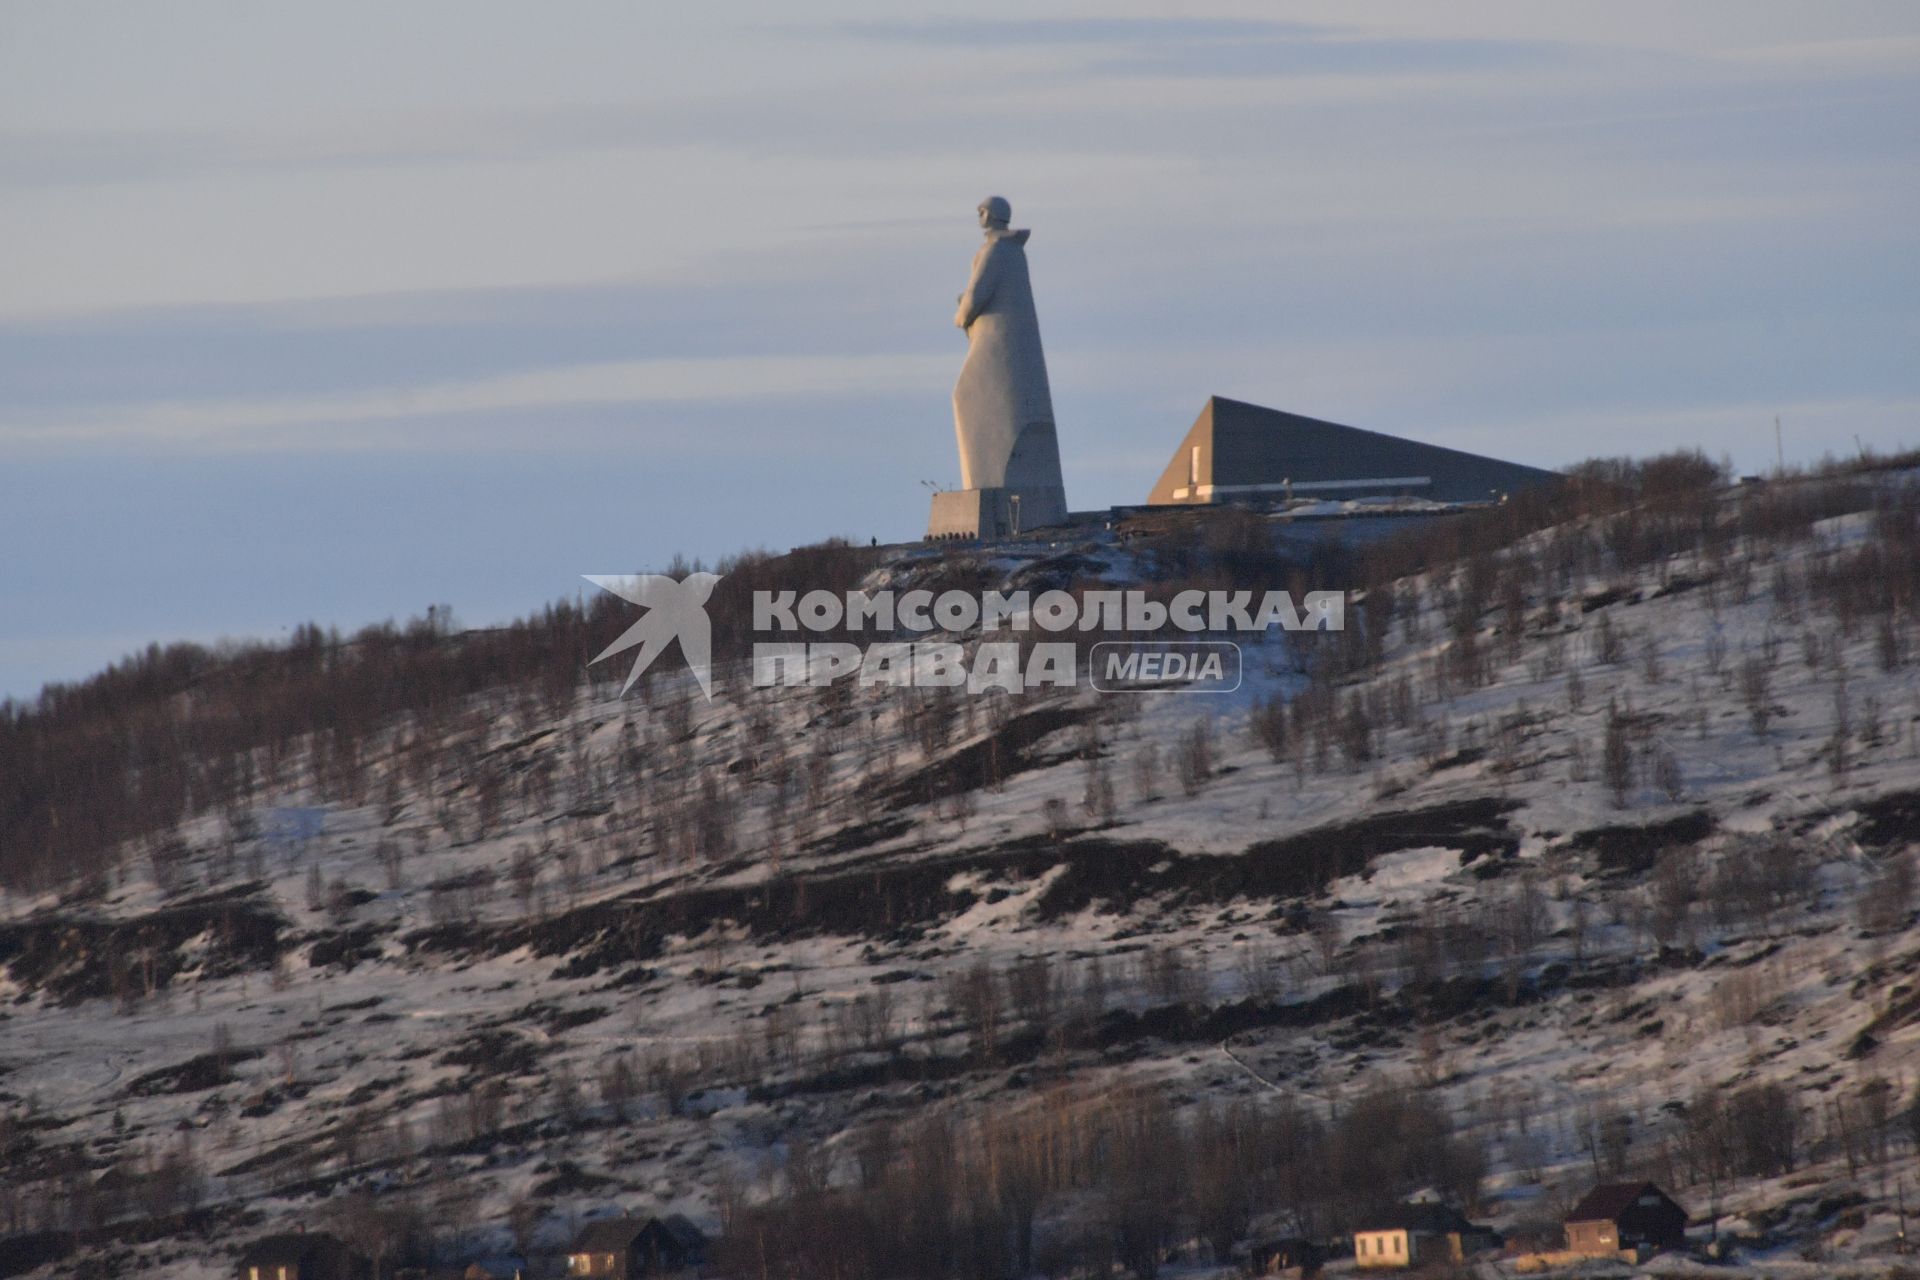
[928,196,1069,538]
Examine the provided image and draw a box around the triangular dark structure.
[1147,396,1555,506]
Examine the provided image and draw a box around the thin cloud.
[830,15,1572,80]
[829,17,1330,46]
[0,352,953,450]
[1092,36,1574,80]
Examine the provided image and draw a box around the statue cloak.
[952,228,1061,492]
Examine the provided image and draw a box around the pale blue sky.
[2,2,1917,697]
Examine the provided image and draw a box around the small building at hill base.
[1353,1203,1499,1269]
[1147,396,1555,508]
[237,1234,368,1280]
[566,1216,707,1278]
[1564,1181,1688,1256]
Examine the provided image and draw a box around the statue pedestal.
[926,486,1068,540]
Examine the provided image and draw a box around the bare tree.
[1177,719,1214,797]
[509,846,539,916]
[947,962,1003,1063]
[376,836,404,890]
[1130,743,1162,803]
[1602,705,1634,806]
[600,1052,640,1121]
[1740,654,1775,736]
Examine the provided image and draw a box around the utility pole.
[1775,415,1785,475]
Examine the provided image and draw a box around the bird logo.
[584,572,723,700]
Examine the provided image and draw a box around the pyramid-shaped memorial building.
[1147,396,1555,507]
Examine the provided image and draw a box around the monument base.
[926,486,1069,540]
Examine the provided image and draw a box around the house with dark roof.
[1564,1182,1688,1257]
[237,1233,369,1280]
[1146,397,1556,508]
[565,1216,707,1278]
[1352,1203,1499,1270]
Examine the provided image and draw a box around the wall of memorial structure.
[926,484,1070,541]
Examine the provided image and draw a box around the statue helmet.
[978,195,1011,227]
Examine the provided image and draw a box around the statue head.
[977,196,1011,230]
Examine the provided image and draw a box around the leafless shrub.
[1709,835,1815,931]
[936,784,977,831]
[1006,954,1060,1038]
[1739,653,1775,736]
[329,1188,427,1275]
[1648,845,1700,948]
[1594,611,1625,665]
[1602,705,1634,806]
[1877,614,1906,671]
[1640,636,1664,684]
[1249,694,1290,762]
[1143,945,1204,1007]
[509,846,539,915]
[1860,693,1885,749]
[947,961,1003,1062]
[1859,853,1916,933]
[599,1051,640,1120]
[1311,910,1343,976]
[1042,796,1070,841]
[376,837,404,890]
[1130,743,1161,803]
[1829,678,1854,784]
[148,834,193,899]
[1081,754,1116,824]
[1337,693,1375,768]
[846,989,896,1052]
[324,877,359,926]
[1176,719,1214,796]
[693,772,734,862]
[1727,1082,1800,1177]
[1653,747,1684,803]
[1574,1101,1634,1181]
[1710,964,1778,1029]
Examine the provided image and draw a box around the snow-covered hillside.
[5,462,1920,1279]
